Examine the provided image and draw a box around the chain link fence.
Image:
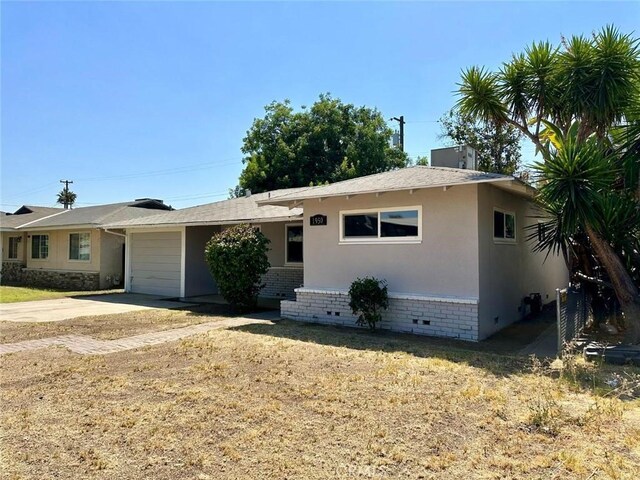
[556,285,591,355]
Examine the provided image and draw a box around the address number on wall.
[310,214,327,226]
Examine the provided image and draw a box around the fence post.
[556,288,562,356]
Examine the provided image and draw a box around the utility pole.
[390,116,405,151]
[60,179,73,209]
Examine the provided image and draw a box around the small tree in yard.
[205,224,270,312]
[348,277,389,330]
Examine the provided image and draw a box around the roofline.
[16,223,98,232]
[102,214,304,229]
[257,176,530,206]
[11,210,69,229]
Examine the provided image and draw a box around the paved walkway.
[0,293,195,323]
[0,314,276,356]
[518,322,559,358]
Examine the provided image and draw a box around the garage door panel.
[130,231,182,297]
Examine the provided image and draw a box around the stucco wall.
[185,222,303,298]
[25,229,101,274]
[185,225,221,297]
[477,184,568,339]
[100,230,125,289]
[302,185,481,298]
[2,232,27,262]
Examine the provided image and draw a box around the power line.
[77,159,242,182]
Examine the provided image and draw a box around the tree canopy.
[438,108,522,175]
[237,94,409,194]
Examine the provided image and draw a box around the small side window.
[493,209,516,242]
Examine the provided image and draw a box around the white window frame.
[8,236,20,260]
[493,208,517,243]
[31,234,49,260]
[284,223,303,266]
[68,231,91,262]
[339,206,422,245]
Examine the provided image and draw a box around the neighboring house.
[0,199,172,290]
[259,166,568,341]
[103,188,308,299]
[1,206,65,283]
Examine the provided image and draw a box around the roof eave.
[103,213,304,230]
[257,177,523,206]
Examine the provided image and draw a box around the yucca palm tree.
[532,121,640,343]
[456,25,640,343]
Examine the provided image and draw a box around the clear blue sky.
[2,1,638,210]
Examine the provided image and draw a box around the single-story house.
[259,166,568,341]
[1,206,65,282]
[103,188,309,299]
[0,199,172,290]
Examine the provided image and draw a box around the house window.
[494,209,516,241]
[8,237,20,259]
[31,235,49,259]
[285,224,303,264]
[69,232,91,261]
[341,207,422,243]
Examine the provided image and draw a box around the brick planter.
[282,288,479,341]
[21,269,100,291]
[260,267,304,299]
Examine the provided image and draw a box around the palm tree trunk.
[585,224,640,344]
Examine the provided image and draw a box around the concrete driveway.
[0,293,194,323]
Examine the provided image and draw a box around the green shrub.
[205,224,270,312]
[348,277,389,330]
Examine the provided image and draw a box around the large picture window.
[340,207,421,243]
[69,232,91,261]
[285,224,303,264]
[8,237,20,259]
[494,209,516,241]
[31,235,49,259]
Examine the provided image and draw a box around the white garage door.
[130,231,182,297]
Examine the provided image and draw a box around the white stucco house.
[259,166,568,341]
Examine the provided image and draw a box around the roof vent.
[244,189,252,198]
[134,198,163,203]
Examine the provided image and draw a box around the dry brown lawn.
[1,317,639,479]
[0,304,235,344]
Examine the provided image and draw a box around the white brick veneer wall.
[261,267,304,299]
[281,288,480,341]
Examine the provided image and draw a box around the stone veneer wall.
[1,262,25,284]
[261,267,304,299]
[21,269,100,291]
[281,288,479,341]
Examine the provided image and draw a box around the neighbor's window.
[31,235,49,259]
[494,209,516,241]
[341,207,421,242]
[8,237,19,259]
[285,224,303,264]
[69,232,91,260]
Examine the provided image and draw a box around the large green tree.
[237,94,409,193]
[456,26,640,342]
[439,108,522,174]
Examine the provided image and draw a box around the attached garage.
[128,230,183,297]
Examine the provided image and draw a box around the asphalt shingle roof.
[15,200,171,229]
[257,166,521,205]
[0,206,65,230]
[102,188,307,228]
